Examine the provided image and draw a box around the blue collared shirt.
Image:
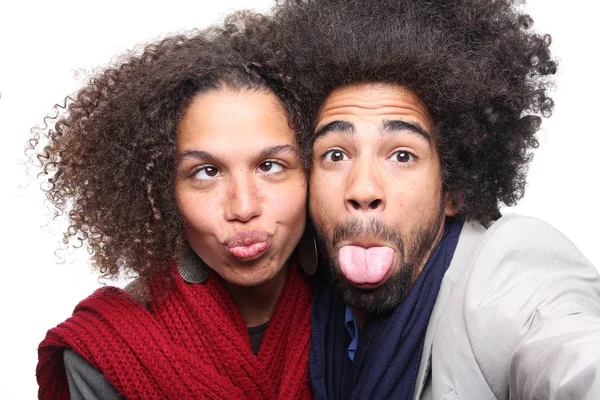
[345,305,360,361]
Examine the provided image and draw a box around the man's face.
[309,82,456,313]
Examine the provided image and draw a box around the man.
[271,0,600,398]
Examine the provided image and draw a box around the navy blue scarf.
[310,219,463,399]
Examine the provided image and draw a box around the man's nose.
[225,174,262,222]
[344,156,385,213]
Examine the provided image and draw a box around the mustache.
[332,217,403,247]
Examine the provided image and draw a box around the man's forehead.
[315,82,433,133]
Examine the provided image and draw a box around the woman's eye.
[258,161,283,174]
[194,166,221,180]
[323,150,347,162]
[393,150,415,163]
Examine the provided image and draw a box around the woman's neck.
[223,265,290,327]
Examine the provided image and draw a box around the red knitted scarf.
[37,264,313,399]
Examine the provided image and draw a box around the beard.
[315,201,446,314]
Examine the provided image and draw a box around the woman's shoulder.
[76,280,149,310]
[122,279,149,308]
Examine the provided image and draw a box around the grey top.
[64,349,121,400]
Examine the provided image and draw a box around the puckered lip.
[224,229,272,261]
[225,229,270,248]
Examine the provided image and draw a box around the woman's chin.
[221,263,288,289]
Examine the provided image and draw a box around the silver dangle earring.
[174,237,210,284]
[297,224,318,275]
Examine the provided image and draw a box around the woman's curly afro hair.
[270,0,557,224]
[28,11,304,289]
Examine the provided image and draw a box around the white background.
[0,0,598,398]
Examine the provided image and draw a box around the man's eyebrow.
[314,120,355,138]
[382,120,431,143]
[177,145,298,166]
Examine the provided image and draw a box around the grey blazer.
[414,214,600,399]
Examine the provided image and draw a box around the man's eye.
[194,166,221,180]
[258,161,284,174]
[393,151,415,163]
[323,150,347,162]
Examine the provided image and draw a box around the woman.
[33,12,315,399]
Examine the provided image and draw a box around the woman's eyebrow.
[177,150,221,166]
[256,144,299,159]
[178,145,298,166]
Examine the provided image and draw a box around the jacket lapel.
[412,221,487,399]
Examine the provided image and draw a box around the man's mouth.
[338,244,395,286]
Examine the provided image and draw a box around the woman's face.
[175,88,307,287]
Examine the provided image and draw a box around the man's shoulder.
[457,213,597,312]
[477,213,576,250]
[452,213,593,280]
[463,213,572,247]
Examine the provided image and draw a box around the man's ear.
[444,191,463,217]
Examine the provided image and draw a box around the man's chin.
[340,285,401,314]
[333,269,412,314]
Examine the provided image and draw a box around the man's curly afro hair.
[28,11,304,291]
[270,0,557,224]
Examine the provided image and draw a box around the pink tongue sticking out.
[338,245,394,285]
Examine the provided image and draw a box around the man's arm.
[509,314,600,398]
[506,226,600,399]
[469,215,600,399]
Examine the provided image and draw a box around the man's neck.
[351,307,370,329]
